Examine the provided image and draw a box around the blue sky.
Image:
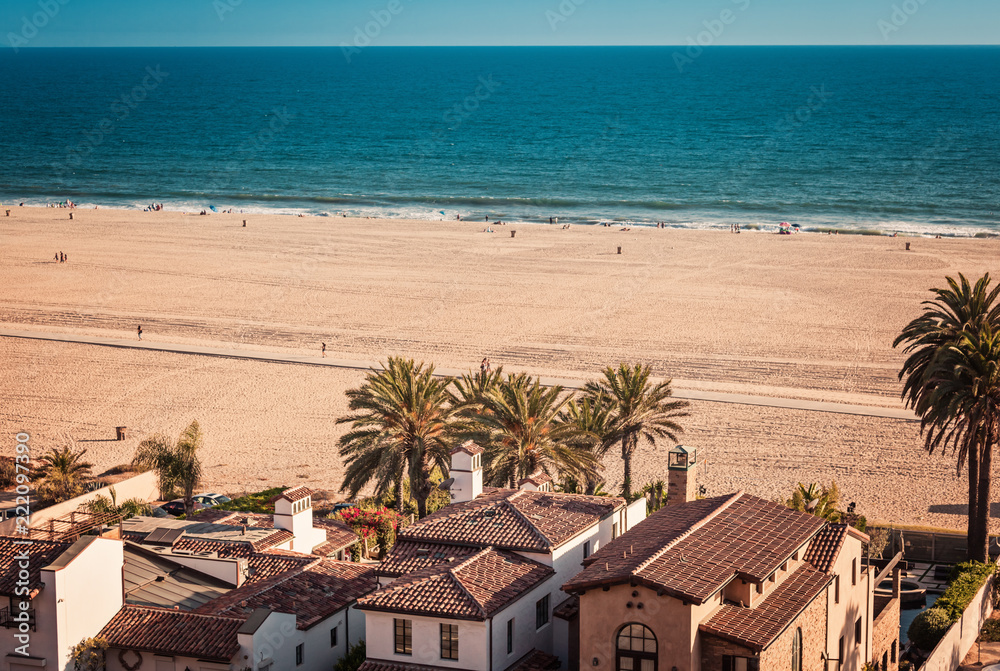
[3,0,998,47]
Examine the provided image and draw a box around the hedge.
[908,561,996,651]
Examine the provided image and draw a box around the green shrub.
[908,607,953,651]
[980,618,1000,643]
[209,487,286,514]
[907,562,996,650]
[334,641,366,671]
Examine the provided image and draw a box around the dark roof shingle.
[0,537,71,597]
[700,564,833,651]
[563,493,826,604]
[804,523,849,574]
[377,540,480,579]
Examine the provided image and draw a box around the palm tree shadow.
[927,503,1000,518]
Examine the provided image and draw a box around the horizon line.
[7,43,1000,49]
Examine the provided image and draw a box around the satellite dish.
[438,478,455,491]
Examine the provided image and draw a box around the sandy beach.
[1,206,996,531]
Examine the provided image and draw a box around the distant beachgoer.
[457,214,461,221]
[481,358,488,373]
[322,343,327,358]
[137,325,143,341]
[485,216,489,221]
[54,252,59,261]
[486,358,491,372]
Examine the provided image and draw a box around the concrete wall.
[41,537,124,671]
[919,568,995,671]
[29,471,158,529]
[823,534,873,671]
[365,612,489,669]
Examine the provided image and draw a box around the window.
[791,628,802,671]
[882,652,888,670]
[835,575,840,603]
[891,640,897,662]
[721,655,758,671]
[838,636,844,671]
[440,623,459,661]
[536,594,550,629]
[507,618,514,654]
[618,624,657,671]
[855,617,862,646]
[583,541,591,559]
[295,644,303,666]
[612,522,620,539]
[330,625,338,647]
[852,558,857,585]
[394,618,412,655]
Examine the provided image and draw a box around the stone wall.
[871,595,900,671]
[760,586,828,671]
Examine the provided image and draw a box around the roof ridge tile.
[504,499,553,548]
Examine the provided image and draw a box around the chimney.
[449,441,483,503]
[518,471,553,493]
[666,445,698,505]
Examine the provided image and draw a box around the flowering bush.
[338,506,400,558]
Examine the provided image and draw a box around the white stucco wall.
[822,534,872,671]
[490,576,560,670]
[365,612,489,669]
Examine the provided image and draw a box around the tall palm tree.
[338,357,456,518]
[585,363,689,501]
[894,273,1000,560]
[450,367,504,412]
[920,326,1000,561]
[133,420,204,517]
[473,375,594,488]
[35,445,93,503]
[561,392,620,495]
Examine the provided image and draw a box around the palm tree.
[338,357,456,519]
[585,363,689,501]
[894,273,1000,561]
[35,445,93,503]
[919,326,1000,561]
[133,420,204,517]
[450,367,504,411]
[561,392,620,495]
[787,482,841,522]
[473,375,594,488]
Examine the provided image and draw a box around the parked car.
[158,499,206,516]
[331,502,356,514]
[192,493,232,507]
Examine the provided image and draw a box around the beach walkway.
[0,328,917,422]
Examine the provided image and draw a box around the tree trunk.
[973,436,993,563]
[967,440,981,560]
[622,434,633,501]
[395,476,405,516]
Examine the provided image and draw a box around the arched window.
[616,624,656,671]
[791,627,802,671]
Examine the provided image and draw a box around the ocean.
[1,46,998,236]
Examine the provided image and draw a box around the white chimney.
[449,441,484,503]
[271,486,326,553]
[518,471,553,493]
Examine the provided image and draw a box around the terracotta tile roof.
[357,547,554,621]
[158,537,317,583]
[700,564,833,652]
[201,559,378,630]
[451,440,484,456]
[0,537,71,596]
[518,472,553,487]
[400,488,622,552]
[507,650,562,671]
[804,523,849,574]
[272,485,314,503]
[189,510,357,556]
[359,661,466,671]
[99,605,244,662]
[377,540,480,578]
[553,595,580,620]
[563,493,826,604]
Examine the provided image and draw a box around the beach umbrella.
[209,205,218,213]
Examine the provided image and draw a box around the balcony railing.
[0,606,36,631]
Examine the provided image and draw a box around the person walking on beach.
[137,325,143,341]
[322,342,327,358]
[481,357,488,373]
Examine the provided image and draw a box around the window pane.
[618,657,634,671]
[640,660,655,671]
[748,659,759,671]
[644,638,656,653]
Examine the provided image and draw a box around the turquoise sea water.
[1,46,998,235]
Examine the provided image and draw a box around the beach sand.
[1,206,996,530]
